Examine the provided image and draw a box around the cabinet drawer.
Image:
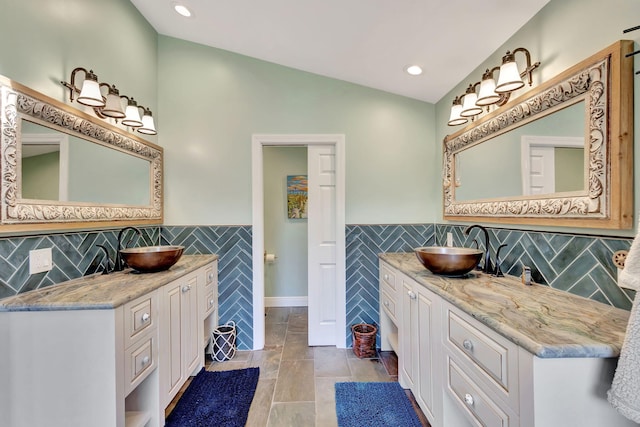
[444,303,519,410]
[124,332,157,396]
[447,356,516,427]
[446,308,515,389]
[124,292,157,346]
[380,263,397,293]
[380,288,397,321]
[205,263,217,286]
[203,286,216,317]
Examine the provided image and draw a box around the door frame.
[251,134,346,350]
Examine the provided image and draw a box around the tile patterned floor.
[167,306,429,426]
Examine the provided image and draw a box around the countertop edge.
[379,252,627,359]
[0,254,219,312]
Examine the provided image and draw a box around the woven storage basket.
[351,323,377,358]
[210,321,237,362]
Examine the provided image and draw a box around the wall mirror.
[0,74,163,233]
[443,40,634,229]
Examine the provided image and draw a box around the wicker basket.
[351,323,377,358]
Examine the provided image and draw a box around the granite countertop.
[0,254,218,312]
[380,252,631,359]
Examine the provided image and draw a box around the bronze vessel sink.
[414,246,483,276]
[120,245,185,273]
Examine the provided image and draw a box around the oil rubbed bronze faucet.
[114,226,141,271]
[464,224,492,273]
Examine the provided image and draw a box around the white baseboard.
[265,296,308,307]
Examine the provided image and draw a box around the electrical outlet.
[446,232,453,247]
[29,248,53,275]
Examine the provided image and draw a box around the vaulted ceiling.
[131,0,550,103]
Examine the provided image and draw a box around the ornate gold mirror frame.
[0,75,163,233]
[443,40,634,229]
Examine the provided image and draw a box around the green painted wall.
[263,147,308,299]
[435,0,640,237]
[157,36,436,226]
[0,0,158,140]
[22,152,60,200]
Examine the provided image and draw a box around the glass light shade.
[77,74,105,107]
[138,110,157,135]
[460,92,482,117]
[495,60,524,93]
[476,77,501,106]
[448,103,468,126]
[101,87,125,118]
[122,99,143,127]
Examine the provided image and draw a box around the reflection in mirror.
[20,120,151,205]
[454,101,585,201]
[0,72,163,231]
[443,40,633,229]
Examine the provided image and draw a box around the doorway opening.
[251,134,346,350]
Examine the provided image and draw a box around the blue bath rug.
[166,367,259,427]
[335,381,422,427]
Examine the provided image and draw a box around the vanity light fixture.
[447,47,540,126]
[61,67,157,135]
[476,67,502,106]
[121,97,143,128]
[100,84,126,119]
[447,96,468,126]
[61,68,105,107]
[460,83,483,117]
[138,108,157,135]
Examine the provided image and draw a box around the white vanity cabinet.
[379,256,636,427]
[0,255,218,427]
[0,291,161,427]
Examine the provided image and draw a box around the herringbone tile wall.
[0,223,634,350]
[0,226,160,299]
[436,225,635,310]
[161,226,253,349]
[345,224,436,347]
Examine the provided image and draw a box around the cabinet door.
[163,281,184,406]
[182,273,200,376]
[400,277,416,390]
[416,286,438,424]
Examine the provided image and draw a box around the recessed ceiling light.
[405,65,423,76]
[173,3,192,18]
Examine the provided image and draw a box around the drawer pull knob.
[408,291,417,300]
[463,339,474,351]
[208,272,214,281]
[464,393,474,406]
[141,313,150,323]
[141,356,150,366]
[209,299,215,306]
[383,301,390,307]
[182,285,191,293]
[384,274,389,280]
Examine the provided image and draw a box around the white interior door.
[252,134,345,350]
[307,144,337,346]
[528,145,555,195]
[521,135,584,196]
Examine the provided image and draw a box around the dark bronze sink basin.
[414,246,483,276]
[120,245,185,273]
